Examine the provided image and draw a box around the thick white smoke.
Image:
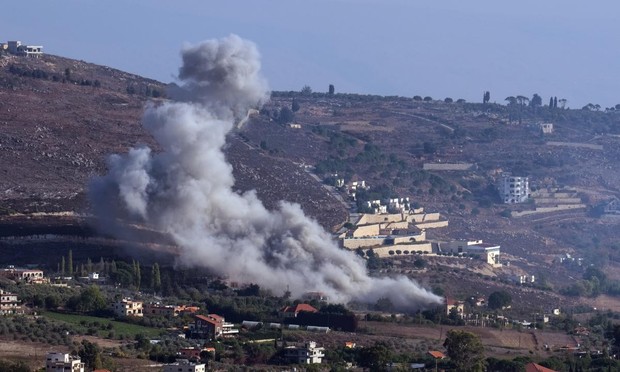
[90,34,441,311]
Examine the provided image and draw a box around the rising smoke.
[89,34,441,311]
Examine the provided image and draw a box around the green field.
[43,311,163,339]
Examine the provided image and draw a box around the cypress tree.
[68,250,73,277]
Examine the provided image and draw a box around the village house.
[539,122,554,134]
[189,314,238,340]
[445,298,465,318]
[45,352,84,372]
[111,298,143,317]
[0,289,24,315]
[163,359,205,372]
[438,240,502,267]
[283,341,325,365]
[280,303,319,319]
[144,303,200,317]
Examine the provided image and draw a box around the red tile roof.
[525,363,558,372]
[280,303,319,314]
[427,350,445,359]
[195,314,223,325]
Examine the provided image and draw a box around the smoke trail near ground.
[90,34,441,311]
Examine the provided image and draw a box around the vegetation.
[443,330,485,372]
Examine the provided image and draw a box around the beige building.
[112,298,143,317]
[163,360,205,372]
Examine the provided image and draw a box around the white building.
[111,298,143,317]
[7,41,43,57]
[163,359,206,372]
[45,352,84,372]
[284,341,325,364]
[498,173,530,204]
[0,289,23,315]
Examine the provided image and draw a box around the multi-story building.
[163,359,205,372]
[189,314,238,340]
[0,289,23,315]
[45,352,84,372]
[498,173,530,204]
[283,341,325,364]
[111,298,143,317]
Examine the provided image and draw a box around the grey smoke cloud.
[90,34,441,311]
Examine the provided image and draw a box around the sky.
[4,0,619,108]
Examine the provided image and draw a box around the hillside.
[0,53,345,230]
[2,53,620,300]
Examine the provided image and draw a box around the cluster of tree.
[126,84,162,97]
[0,315,73,347]
[561,266,620,297]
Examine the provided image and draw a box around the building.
[0,289,23,315]
[7,41,43,57]
[498,173,530,204]
[283,341,325,364]
[45,352,84,372]
[0,267,46,283]
[111,298,143,317]
[280,303,319,319]
[163,359,205,372]
[446,298,465,317]
[438,240,501,267]
[189,314,238,340]
[539,123,554,134]
[144,303,200,317]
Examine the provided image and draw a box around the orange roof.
[427,350,445,359]
[525,363,558,372]
[195,314,223,325]
[281,303,319,314]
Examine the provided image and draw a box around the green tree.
[301,85,312,95]
[151,263,161,291]
[444,330,485,372]
[68,249,73,277]
[483,91,490,104]
[61,256,66,276]
[328,84,335,95]
[291,98,300,112]
[79,340,103,370]
[358,342,392,371]
[488,291,512,310]
[277,107,295,124]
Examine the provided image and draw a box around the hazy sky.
[4,0,619,108]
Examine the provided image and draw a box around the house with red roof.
[188,314,238,340]
[280,303,319,319]
[525,362,558,372]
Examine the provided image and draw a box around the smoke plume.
[90,34,441,311]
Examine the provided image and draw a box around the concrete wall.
[352,224,380,237]
[406,213,440,223]
[512,204,586,217]
[385,221,409,230]
[357,213,403,225]
[343,237,385,249]
[415,220,449,229]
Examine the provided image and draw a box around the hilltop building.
[498,173,530,204]
[143,303,200,317]
[5,41,43,57]
[280,303,318,318]
[0,267,47,284]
